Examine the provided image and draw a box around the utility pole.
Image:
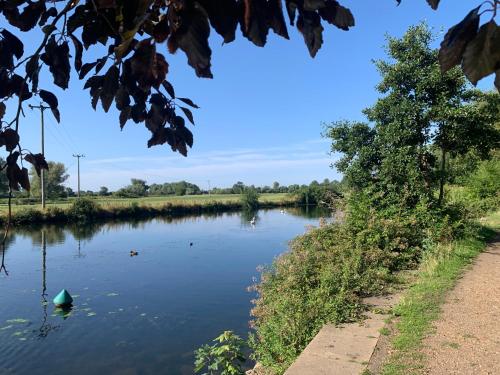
[29,103,50,209]
[207,180,211,195]
[72,154,85,197]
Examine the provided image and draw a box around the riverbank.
[371,210,500,375]
[0,194,300,226]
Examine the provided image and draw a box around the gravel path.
[422,236,500,375]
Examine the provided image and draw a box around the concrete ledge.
[284,295,399,375]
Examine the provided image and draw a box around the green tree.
[115,179,149,198]
[325,24,500,209]
[241,187,260,211]
[98,186,109,196]
[30,161,68,199]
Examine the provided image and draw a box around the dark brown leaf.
[70,34,83,71]
[180,106,195,125]
[39,89,58,110]
[0,103,5,120]
[24,153,49,177]
[168,5,213,78]
[162,81,176,98]
[1,29,24,59]
[2,128,20,152]
[318,0,355,31]
[153,15,170,43]
[79,62,98,79]
[40,37,71,89]
[461,21,500,86]
[197,0,239,43]
[268,0,290,39]
[100,65,120,112]
[426,0,440,10]
[438,6,480,73]
[178,97,199,108]
[18,167,30,191]
[297,10,323,57]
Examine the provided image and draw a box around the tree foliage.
[29,161,68,198]
[325,24,500,210]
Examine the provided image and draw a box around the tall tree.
[325,24,500,209]
[30,161,68,199]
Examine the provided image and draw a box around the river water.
[0,207,327,374]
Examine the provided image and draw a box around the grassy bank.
[0,193,298,226]
[380,210,500,375]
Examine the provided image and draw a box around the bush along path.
[376,211,500,375]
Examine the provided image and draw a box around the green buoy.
[53,289,73,307]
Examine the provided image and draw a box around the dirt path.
[421,236,500,375]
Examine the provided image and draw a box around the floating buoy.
[189,242,193,247]
[130,250,139,256]
[53,289,73,307]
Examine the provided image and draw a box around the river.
[0,207,328,374]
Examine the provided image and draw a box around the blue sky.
[5,1,496,191]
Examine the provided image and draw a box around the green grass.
[381,210,500,375]
[0,193,294,213]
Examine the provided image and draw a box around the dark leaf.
[39,89,58,110]
[100,65,120,112]
[461,21,500,86]
[162,81,176,98]
[147,127,173,148]
[18,167,30,191]
[40,37,71,89]
[39,7,58,26]
[168,6,213,78]
[25,55,39,79]
[4,1,46,32]
[438,6,480,73]
[39,89,60,122]
[285,0,298,26]
[24,153,49,177]
[177,126,194,148]
[1,29,24,59]
[2,128,20,152]
[153,15,170,43]
[95,57,108,74]
[70,34,83,71]
[6,162,21,191]
[268,0,290,39]
[79,62,98,79]
[297,10,324,57]
[119,106,131,129]
[180,106,195,125]
[178,97,199,108]
[115,86,130,111]
[197,0,238,43]
[318,0,355,31]
[0,103,5,120]
[241,0,270,47]
[426,0,440,10]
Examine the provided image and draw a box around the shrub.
[249,222,394,373]
[11,208,43,225]
[466,158,500,200]
[194,331,246,375]
[241,188,260,210]
[68,198,100,222]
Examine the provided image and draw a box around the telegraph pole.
[207,180,211,195]
[29,103,50,209]
[72,154,85,197]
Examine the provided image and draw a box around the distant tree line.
[0,161,344,204]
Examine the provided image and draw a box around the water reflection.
[0,207,329,375]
